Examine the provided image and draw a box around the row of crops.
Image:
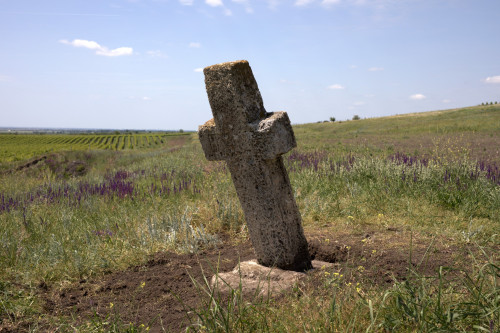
[0,133,188,162]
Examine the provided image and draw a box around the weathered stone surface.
[199,111,296,161]
[198,60,312,271]
[211,260,336,297]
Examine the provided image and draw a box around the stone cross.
[198,60,312,271]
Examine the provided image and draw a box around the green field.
[0,105,499,332]
[0,132,190,164]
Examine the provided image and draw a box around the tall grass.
[0,105,499,331]
[1,143,498,283]
[184,243,498,332]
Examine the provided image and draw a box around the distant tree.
[481,102,485,105]
[352,115,360,120]
[330,117,336,122]
[495,101,498,104]
[113,130,120,135]
[179,129,184,133]
[491,102,494,105]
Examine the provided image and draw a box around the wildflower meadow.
[0,104,498,332]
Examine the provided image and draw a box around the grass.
[0,132,191,165]
[183,250,498,332]
[294,104,500,164]
[0,104,499,331]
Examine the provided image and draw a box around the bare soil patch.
[38,230,479,332]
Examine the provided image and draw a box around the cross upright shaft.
[199,60,312,272]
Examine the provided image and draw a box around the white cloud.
[204,0,232,15]
[0,75,10,82]
[295,0,314,6]
[194,68,204,72]
[368,67,384,71]
[353,101,365,106]
[189,42,201,48]
[206,0,224,6]
[96,47,133,57]
[179,0,193,5]
[442,99,451,103]
[60,39,133,57]
[350,64,357,69]
[409,94,426,100]
[328,84,345,90]
[142,97,151,101]
[61,39,101,49]
[485,76,500,84]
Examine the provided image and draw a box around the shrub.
[330,117,336,122]
[352,115,360,120]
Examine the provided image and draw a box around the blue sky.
[1,0,499,130]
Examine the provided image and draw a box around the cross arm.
[251,112,296,160]
[198,118,226,161]
[198,111,297,161]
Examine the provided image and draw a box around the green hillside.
[0,105,498,332]
[0,132,191,165]
[295,104,500,163]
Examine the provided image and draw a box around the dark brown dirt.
[42,239,255,332]
[38,230,475,332]
[15,156,48,172]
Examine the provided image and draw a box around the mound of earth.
[39,230,471,332]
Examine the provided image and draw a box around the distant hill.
[293,104,500,164]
